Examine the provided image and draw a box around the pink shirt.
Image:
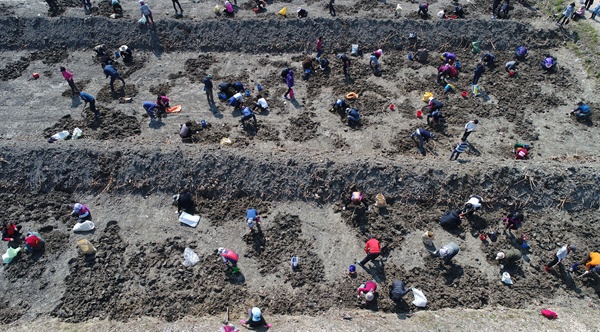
[357,281,377,294]
[62,70,73,81]
[316,39,323,51]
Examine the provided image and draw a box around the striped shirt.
[454,142,468,153]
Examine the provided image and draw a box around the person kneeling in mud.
[357,280,377,305]
[240,107,257,129]
[240,307,272,329]
[70,203,92,223]
[25,231,45,254]
[496,249,522,269]
[173,190,195,215]
[346,108,361,126]
[459,195,482,217]
[179,121,194,143]
[435,242,460,264]
[343,191,370,211]
[390,280,410,304]
[514,143,531,160]
[331,99,350,113]
[252,95,268,114]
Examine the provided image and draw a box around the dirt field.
[1,0,600,330]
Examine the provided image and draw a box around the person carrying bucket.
[343,191,370,211]
[218,247,240,274]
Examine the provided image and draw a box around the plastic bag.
[214,4,222,13]
[77,239,97,255]
[422,92,433,102]
[71,127,83,140]
[73,220,95,232]
[179,212,200,227]
[501,272,513,285]
[2,247,21,264]
[183,247,200,267]
[351,44,359,56]
[411,288,427,307]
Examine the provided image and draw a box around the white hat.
[119,45,128,52]
[365,291,374,301]
[218,247,225,254]
[251,307,261,321]
[496,252,505,260]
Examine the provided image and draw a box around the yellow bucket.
[422,92,433,102]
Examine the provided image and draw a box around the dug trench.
[0,144,599,323]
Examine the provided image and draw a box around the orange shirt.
[586,252,600,270]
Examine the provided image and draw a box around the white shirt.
[465,121,477,132]
[257,98,268,109]
[467,197,481,209]
[556,245,569,262]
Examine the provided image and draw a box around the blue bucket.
[200,119,207,128]
[245,89,251,97]
[407,53,413,61]
[291,257,299,268]
[455,61,461,70]
[257,84,263,91]
[114,51,120,58]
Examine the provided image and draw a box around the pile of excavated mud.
[43,109,141,140]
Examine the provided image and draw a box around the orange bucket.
[416,109,423,118]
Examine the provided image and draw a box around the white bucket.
[179,212,200,227]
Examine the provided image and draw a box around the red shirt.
[26,235,42,249]
[365,238,381,254]
[316,39,323,51]
[357,280,377,294]
[62,70,73,81]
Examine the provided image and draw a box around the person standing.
[472,63,485,85]
[591,3,600,18]
[103,64,126,93]
[449,138,468,161]
[60,67,79,95]
[172,0,183,15]
[462,119,478,141]
[545,244,576,272]
[338,53,351,78]
[585,0,594,10]
[173,190,195,215]
[79,92,97,115]
[492,0,501,17]
[357,236,381,266]
[203,74,214,104]
[283,70,294,99]
[82,0,92,13]
[316,36,324,60]
[139,1,154,26]
[557,3,575,25]
[329,0,336,16]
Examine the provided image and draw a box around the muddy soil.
[43,108,141,140]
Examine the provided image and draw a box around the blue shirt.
[79,92,94,102]
[241,107,253,117]
[246,209,257,219]
[417,128,432,139]
[575,104,590,113]
[103,65,118,77]
[348,109,360,119]
[143,102,157,111]
[203,78,213,89]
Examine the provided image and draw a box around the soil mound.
[43,109,141,140]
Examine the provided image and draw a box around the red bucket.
[461,90,467,98]
[32,73,40,79]
[416,109,423,118]
[390,104,395,111]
